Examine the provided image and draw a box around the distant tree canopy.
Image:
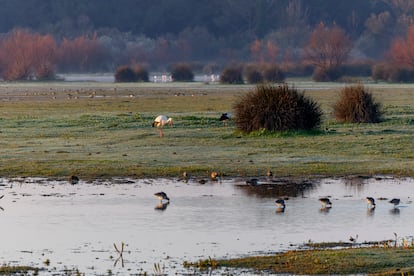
[0,1,413,75]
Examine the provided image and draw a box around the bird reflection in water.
[155,202,170,211]
[366,207,375,216]
[390,207,400,215]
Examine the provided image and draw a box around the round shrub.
[333,84,382,123]
[234,84,322,133]
[220,66,244,84]
[371,63,389,81]
[115,66,137,82]
[312,67,342,82]
[171,63,194,82]
[133,65,149,82]
[263,65,285,83]
[244,67,263,84]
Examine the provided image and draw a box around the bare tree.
[304,23,353,70]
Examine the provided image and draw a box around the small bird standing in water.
[210,171,219,181]
[389,198,400,207]
[366,197,376,208]
[275,199,286,209]
[154,192,170,202]
[319,197,332,208]
[69,175,79,185]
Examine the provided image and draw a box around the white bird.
[152,115,173,137]
[219,112,231,126]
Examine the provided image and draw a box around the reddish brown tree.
[57,33,105,72]
[304,23,353,71]
[31,34,57,80]
[388,25,414,67]
[0,29,33,80]
[0,29,57,80]
[250,39,263,62]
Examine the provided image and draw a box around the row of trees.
[2,22,414,81]
[0,29,107,80]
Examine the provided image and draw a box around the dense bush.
[133,65,149,82]
[312,67,343,82]
[371,63,389,81]
[220,66,244,84]
[171,63,194,81]
[114,66,137,82]
[263,65,285,83]
[234,84,322,133]
[371,63,414,82]
[333,85,382,123]
[244,66,263,84]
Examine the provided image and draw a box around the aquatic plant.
[113,242,125,268]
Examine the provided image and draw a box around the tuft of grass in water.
[0,264,39,274]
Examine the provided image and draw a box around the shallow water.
[0,176,413,275]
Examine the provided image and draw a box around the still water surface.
[0,176,413,274]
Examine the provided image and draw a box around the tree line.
[1,0,414,81]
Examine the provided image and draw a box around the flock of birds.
[152,112,231,137]
[153,188,402,213]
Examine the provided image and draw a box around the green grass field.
[0,80,414,180]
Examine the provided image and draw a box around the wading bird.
[389,198,400,207]
[319,197,332,209]
[275,198,286,210]
[154,192,170,202]
[152,115,173,137]
[366,197,376,208]
[69,175,79,185]
[210,171,219,181]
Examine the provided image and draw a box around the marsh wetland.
[1,80,414,274]
[0,176,413,275]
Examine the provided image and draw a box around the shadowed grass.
[1,81,414,179]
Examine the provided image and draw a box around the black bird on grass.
[219,112,231,126]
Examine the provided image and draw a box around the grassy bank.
[185,246,414,275]
[0,81,414,179]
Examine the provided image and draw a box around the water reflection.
[390,207,401,215]
[366,207,376,217]
[235,178,315,198]
[319,206,332,213]
[155,202,170,211]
